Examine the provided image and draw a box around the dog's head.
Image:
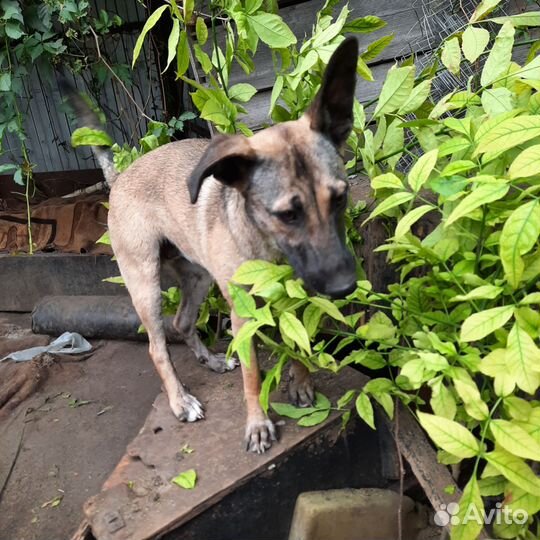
[188,37,358,299]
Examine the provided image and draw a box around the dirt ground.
[0,313,187,540]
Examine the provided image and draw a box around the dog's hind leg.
[166,257,238,373]
[116,250,204,422]
[288,361,315,407]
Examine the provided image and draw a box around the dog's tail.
[58,75,118,186]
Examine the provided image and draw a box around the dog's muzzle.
[283,242,357,299]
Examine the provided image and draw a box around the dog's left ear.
[307,37,358,148]
[188,134,257,203]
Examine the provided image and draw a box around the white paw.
[170,392,205,422]
[245,418,277,454]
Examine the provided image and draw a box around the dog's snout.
[299,249,357,299]
[324,277,357,299]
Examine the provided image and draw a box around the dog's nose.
[324,278,357,299]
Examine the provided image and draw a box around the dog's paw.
[200,353,239,374]
[170,392,205,422]
[288,374,315,408]
[245,418,277,454]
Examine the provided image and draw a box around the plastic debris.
[1,332,92,362]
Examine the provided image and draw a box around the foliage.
[134,0,393,135]
[0,0,126,186]
[221,5,540,540]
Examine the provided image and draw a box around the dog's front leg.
[231,312,277,453]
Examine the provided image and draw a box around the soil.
[0,313,169,540]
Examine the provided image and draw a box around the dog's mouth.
[280,242,357,299]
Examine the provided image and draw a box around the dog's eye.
[276,208,302,225]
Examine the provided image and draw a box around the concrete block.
[288,488,426,540]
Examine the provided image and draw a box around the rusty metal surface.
[83,362,368,540]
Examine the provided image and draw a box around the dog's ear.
[307,37,358,148]
[188,134,257,203]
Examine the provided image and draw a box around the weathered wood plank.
[225,4,425,92]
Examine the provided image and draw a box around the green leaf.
[481,88,515,116]
[490,12,540,27]
[133,5,169,68]
[460,306,514,342]
[429,379,456,420]
[398,79,432,115]
[500,201,540,288]
[246,13,296,48]
[0,73,11,92]
[343,15,386,33]
[445,181,509,227]
[450,285,503,302]
[506,322,540,395]
[440,160,476,177]
[303,304,322,339]
[366,191,414,221]
[417,412,480,458]
[196,16,208,45]
[508,144,540,179]
[269,76,284,113]
[462,26,490,63]
[233,260,292,293]
[0,163,17,174]
[163,18,180,73]
[285,279,306,299]
[438,137,471,157]
[270,402,317,419]
[478,476,505,496]
[394,205,435,239]
[371,172,403,190]
[454,378,489,421]
[470,0,503,23]
[481,22,514,87]
[171,469,197,489]
[451,477,484,540]
[176,31,190,77]
[355,57,373,82]
[491,420,540,460]
[361,34,394,63]
[355,393,375,429]
[71,127,113,147]
[476,114,540,155]
[485,450,540,495]
[298,409,330,426]
[308,297,346,323]
[373,66,415,117]
[279,311,311,354]
[228,83,257,103]
[441,37,461,75]
[408,148,438,192]
[228,283,257,318]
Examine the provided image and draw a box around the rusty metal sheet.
[83,357,368,540]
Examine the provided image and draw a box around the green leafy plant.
[133,0,393,135]
[222,5,540,540]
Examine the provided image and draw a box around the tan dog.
[65,37,358,453]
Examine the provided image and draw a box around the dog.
[65,37,359,453]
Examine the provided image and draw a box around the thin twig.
[89,27,152,122]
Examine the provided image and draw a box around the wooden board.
[82,363,373,540]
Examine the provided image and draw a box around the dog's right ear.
[188,134,257,203]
